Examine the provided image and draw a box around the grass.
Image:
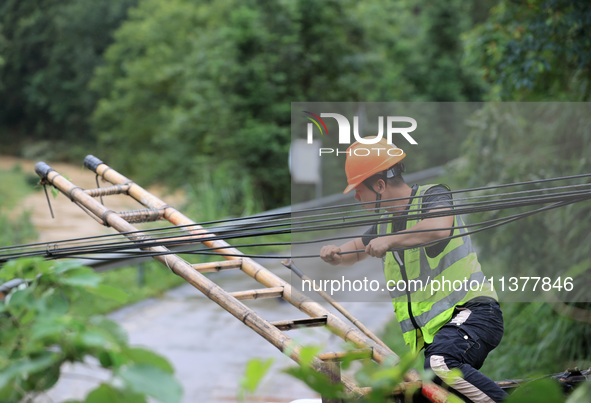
[0,166,38,246]
[0,165,37,211]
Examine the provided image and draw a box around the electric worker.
[320,138,507,403]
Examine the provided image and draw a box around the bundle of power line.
[1,173,590,263]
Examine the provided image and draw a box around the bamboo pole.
[34,161,362,396]
[80,155,454,402]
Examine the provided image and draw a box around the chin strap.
[367,163,405,212]
[374,192,382,212]
[365,182,383,212]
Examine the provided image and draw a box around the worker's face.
[354,183,379,210]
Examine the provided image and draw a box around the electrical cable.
[1,174,590,263]
[52,197,584,261]
[5,171,589,257]
[2,186,589,262]
[2,185,590,261]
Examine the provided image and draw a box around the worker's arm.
[320,237,368,266]
[365,208,453,258]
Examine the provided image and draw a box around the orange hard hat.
[343,138,406,194]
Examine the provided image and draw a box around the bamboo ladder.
[35,155,454,403]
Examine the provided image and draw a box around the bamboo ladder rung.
[317,349,374,362]
[230,287,284,301]
[85,184,130,197]
[117,208,165,223]
[192,259,243,273]
[271,316,328,331]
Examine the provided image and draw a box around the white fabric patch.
[429,355,495,403]
[450,308,472,326]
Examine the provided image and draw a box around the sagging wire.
[7,170,589,258]
[52,197,583,261]
[1,175,591,263]
[2,193,591,262]
[4,187,589,262]
[4,180,589,256]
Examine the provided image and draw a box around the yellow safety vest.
[378,184,497,353]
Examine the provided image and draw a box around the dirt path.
[1,156,184,243]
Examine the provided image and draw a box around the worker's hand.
[320,245,343,265]
[365,236,395,258]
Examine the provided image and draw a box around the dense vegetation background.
[1,0,590,398]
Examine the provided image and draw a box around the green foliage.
[352,353,423,403]
[449,104,591,384]
[567,380,591,403]
[238,357,273,400]
[0,166,37,249]
[0,258,182,403]
[0,211,37,246]
[0,211,36,249]
[258,342,427,402]
[71,261,186,317]
[452,103,591,275]
[399,1,487,102]
[482,302,591,380]
[505,377,565,403]
[0,0,138,142]
[283,345,345,400]
[463,0,591,101]
[91,0,380,209]
[0,166,36,209]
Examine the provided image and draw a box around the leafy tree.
[91,0,379,210]
[0,0,137,143]
[457,1,591,378]
[463,0,591,101]
[449,103,591,377]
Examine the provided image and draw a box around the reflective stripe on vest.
[381,214,473,299]
[378,184,497,352]
[398,271,486,333]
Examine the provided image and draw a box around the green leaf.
[505,378,565,403]
[78,328,117,350]
[60,268,101,288]
[0,352,60,391]
[118,364,183,403]
[98,351,127,369]
[240,358,273,395]
[0,257,52,281]
[85,283,128,303]
[31,317,68,342]
[43,292,70,315]
[54,260,90,275]
[24,361,61,392]
[123,348,174,374]
[6,288,35,314]
[567,380,591,403]
[85,383,147,403]
[299,345,322,367]
[283,365,344,400]
[88,316,128,346]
